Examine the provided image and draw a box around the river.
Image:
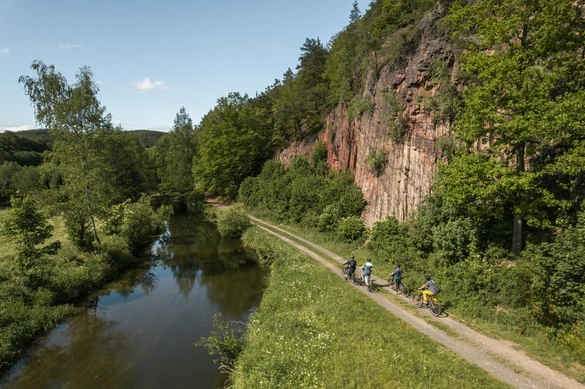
[1,216,265,389]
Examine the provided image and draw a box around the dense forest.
[2,0,585,379]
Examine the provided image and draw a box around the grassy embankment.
[0,204,162,371]
[231,226,510,388]
[243,210,585,383]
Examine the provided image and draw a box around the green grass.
[232,227,510,389]
[244,209,585,384]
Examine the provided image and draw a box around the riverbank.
[0,200,167,373]
[3,216,264,388]
[233,226,510,388]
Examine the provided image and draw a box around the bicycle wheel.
[429,300,441,317]
[414,293,425,308]
[399,283,409,297]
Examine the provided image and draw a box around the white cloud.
[112,120,135,129]
[132,77,170,91]
[0,125,32,133]
[150,125,171,132]
[59,43,83,50]
[0,48,9,55]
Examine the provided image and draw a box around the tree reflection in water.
[156,217,265,315]
[7,312,134,389]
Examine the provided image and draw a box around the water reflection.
[3,216,265,389]
[6,313,135,389]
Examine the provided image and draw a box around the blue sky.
[0,0,366,132]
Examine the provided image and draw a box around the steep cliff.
[275,10,456,226]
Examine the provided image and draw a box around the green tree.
[193,93,271,197]
[0,196,60,274]
[446,0,585,254]
[273,68,306,140]
[19,61,116,246]
[350,1,362,24]
[154,107,197,195]
[296,38,330,123]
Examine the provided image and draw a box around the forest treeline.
[0,129,164,200]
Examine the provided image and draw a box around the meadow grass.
[232,227,510,389]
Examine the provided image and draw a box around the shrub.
[388,113,409,143]
[366,148,388,176]
[318,205,341,232]
[367,216,409,257]
[217,207,251,238]
[436,135,458,162]
[195,313,246,376]
[337,216,366,242]
[347,95,374,121]
[121,196,170,252]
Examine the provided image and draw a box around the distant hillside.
[126,130,166,148]
[0,130,51,166]
[0,128,165,167]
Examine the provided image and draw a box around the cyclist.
[418,275,439,305]
[343,254,357,280]
[361,258,374,286]
[388,263,403,292]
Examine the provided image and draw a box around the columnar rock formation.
[275,11,457,226]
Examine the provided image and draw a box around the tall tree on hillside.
[350,1,361,24]
[273,69,305,139]
[445,0,585,255]
[154,107,197,195]
[19,61,117,246]
[296,38,330,119]
[193,93,271,198]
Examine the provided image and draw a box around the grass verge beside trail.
[232,227,510,389]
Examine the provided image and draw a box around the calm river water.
[1,216,265,389]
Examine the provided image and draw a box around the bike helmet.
[425,275,431,281]
[350,254,355,259]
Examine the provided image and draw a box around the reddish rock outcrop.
[276,11,456,226]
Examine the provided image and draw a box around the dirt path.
[208,201,584,388]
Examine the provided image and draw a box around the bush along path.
[245,214,585,389]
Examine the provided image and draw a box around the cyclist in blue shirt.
[388,263,403,292]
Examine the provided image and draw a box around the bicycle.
[389,278,409,296]
[413,291,441,317]
[342,265,358,283]
[355,273,376,292]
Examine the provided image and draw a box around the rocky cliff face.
[275,10,456,226]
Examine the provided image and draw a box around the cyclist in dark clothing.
[343,254,357,280]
